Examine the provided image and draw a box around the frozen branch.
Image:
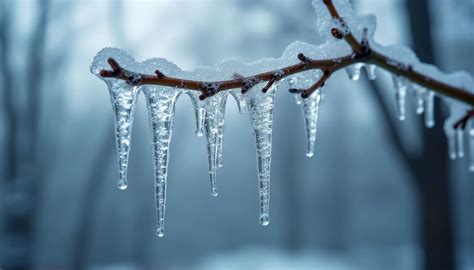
[99,0,474,107]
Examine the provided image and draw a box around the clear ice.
[247,85,277,226]
[90,0,474,238]
[203,93,226,197]
[143,86,181,237]
[186,91,206,137]
[216,94,228,168]
[300,89,322,157]
[107,82,140,190]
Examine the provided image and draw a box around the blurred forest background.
[1,0,473,269]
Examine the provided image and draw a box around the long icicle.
[106,80,140,190]
[204,93,224,197]
[144,87,180,237]
[247,84,276,226]
[216,94,229,168]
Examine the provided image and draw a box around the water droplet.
[117,178,128,190]
[156,228,165,237]
[259,214,270,226]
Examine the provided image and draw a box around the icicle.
[143,87,180,237]
[230,90,246,114]
[365,64,376,80]
[186,91,205,137]
[345,63,364,81]
[319,86,326,104]
[203,93,224,197]
[424,91,435,128]
[247,84,276,226]
[469,120,474,172]
[216,94,228,168]
[393,76,407,121]
[447,132,457,160]
[106,80,140,190]
[456,129,464,158]
[411,84,425,115]
[301,88,322,157]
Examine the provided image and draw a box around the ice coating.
[143,86,181,237]
[247,84,277,226]
[393,76,408,121]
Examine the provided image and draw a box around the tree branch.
[98,0,474,106]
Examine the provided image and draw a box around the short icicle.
[393,75,408,121]
[186,91,206,137]
[469,120,474,172]
[143,87,181,237]
[345,63,364,81]
[203,93,225,197]
[444,116,457,160]
[365,64,376,80]
[247,84,277,226]
[424,91,435,128]
[230,90,246,114]
[411,84,425,115]
[456,129,465,158]
[300,88,322,157]
[106,80,140,190]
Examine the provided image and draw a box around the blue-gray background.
[1,0,473,269]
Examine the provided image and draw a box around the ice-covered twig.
[99,0,474,105]
[453,110,474,130]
